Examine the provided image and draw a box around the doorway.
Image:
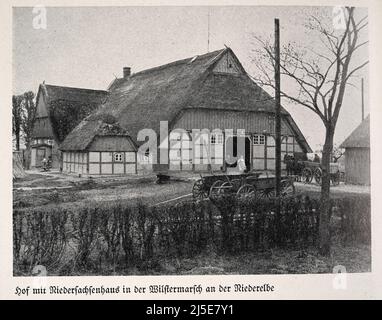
[36,148,46,167]
[225,135,251,171]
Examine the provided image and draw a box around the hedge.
[13,194,370,275]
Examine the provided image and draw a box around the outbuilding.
[59,114,137,175]
[340,115,370,185]
[31,84,108,169]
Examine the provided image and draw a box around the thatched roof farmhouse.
[33,47,312,175]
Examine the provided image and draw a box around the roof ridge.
[43,83,108,93]
[204,48,228,67]
[131,48,225,78]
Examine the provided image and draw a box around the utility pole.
[207,8,210,53]
[361,78,365,121]
[275,18,281,198]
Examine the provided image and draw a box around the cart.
[299,161,341,185]
[192,172,295,200]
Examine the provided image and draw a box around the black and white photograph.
[10,3,372,279]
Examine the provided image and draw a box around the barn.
[340,115,370,185]
[31,84,108,169]
[59,47,312,175]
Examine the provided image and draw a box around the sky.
[12,6,369,151]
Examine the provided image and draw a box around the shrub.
[13,208,68,274]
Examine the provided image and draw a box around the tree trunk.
[318,126,334,256]
[15,130,20,151]
[24,142,31,170]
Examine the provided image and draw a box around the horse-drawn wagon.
[192,172,295,200]
[284,154,342,185]
[299,161,341,185]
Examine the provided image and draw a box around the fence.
[13,194,371,275]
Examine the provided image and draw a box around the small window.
[253,134,265,145]
[170,131,182,141]
[211,133,223,145]
[114,152,123,162]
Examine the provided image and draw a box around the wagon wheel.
[259,187,276,199]
[237,184,256,198]
[281,179,296,197]
[302,167,313,184]
[314,167,322,185]
[220,181,234,195]
[231,179,242,190]
[192,179,208,199]
[209,179,224,200]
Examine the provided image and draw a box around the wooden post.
[275,18,281,198]
[361,78,365,121]
[207,8,210,53]
[274,18,282,245]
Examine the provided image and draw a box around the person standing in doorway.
[42,157,47,171]
[238,155,246,173]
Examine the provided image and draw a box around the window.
[211,133,223,145]
[253,134,265,145]
[114,152,123,162]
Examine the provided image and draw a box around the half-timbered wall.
[87,151,137,175]
[62,151,137,175]
[266,135,296,170]
[169,130,193,171]
[172,109,305,172]
[62,136,137,175]
[63,151,88,174]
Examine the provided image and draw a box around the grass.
[47,241,370,276]
[13,173,193,210]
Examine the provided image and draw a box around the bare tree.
[251,7,368,255]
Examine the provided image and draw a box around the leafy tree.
[21,91,37,169]
[49,100,98,142]
[12,95,23,151]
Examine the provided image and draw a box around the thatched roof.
[33,84,108,142]
[60,48,311,153]
[340,115,370,148]
[59,114,131,151]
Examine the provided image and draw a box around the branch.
[345,61,369,81]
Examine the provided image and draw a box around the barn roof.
[33,84,108,142]
[59,114,133,151]
[340,115,370,148]
[60,48,312,153]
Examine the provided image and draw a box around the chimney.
[123,67,131,78]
